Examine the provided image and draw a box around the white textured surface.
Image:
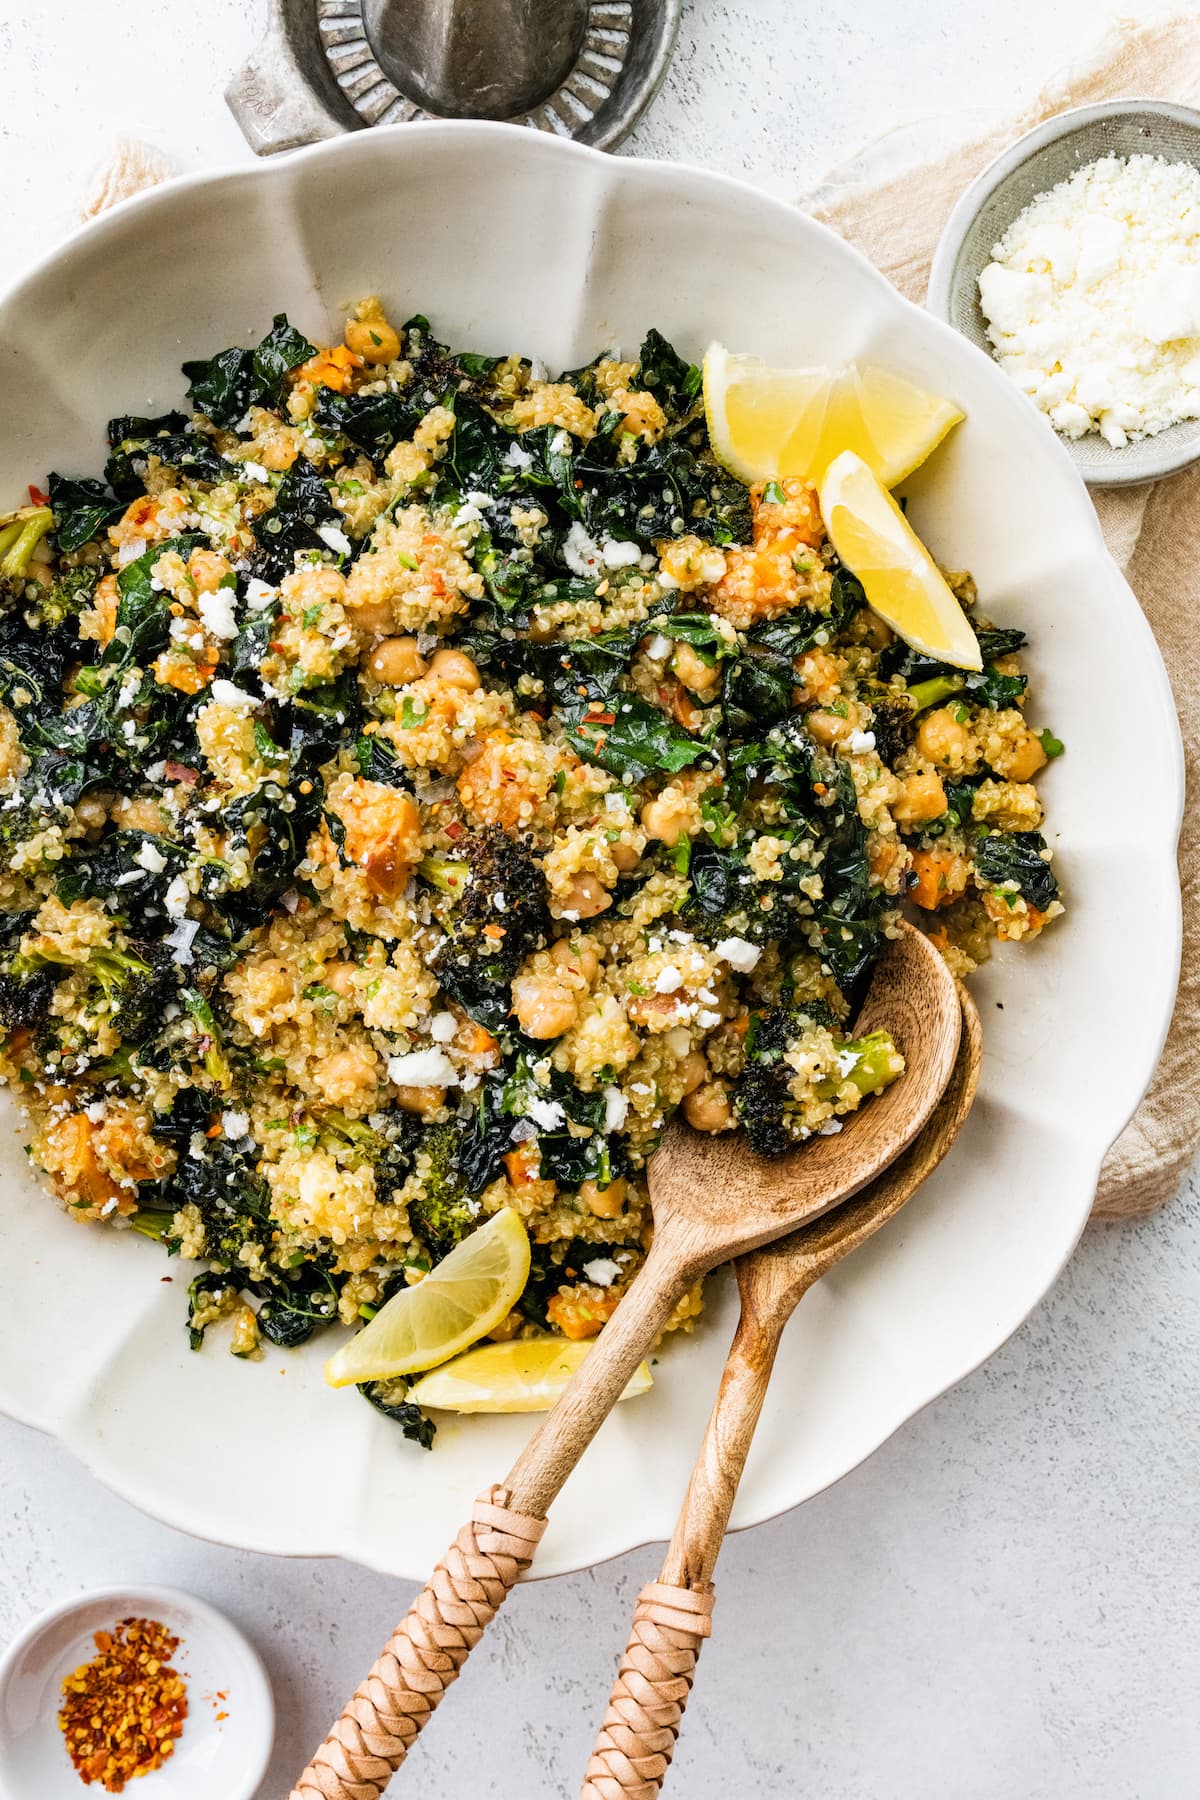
[0,3,1197,1797]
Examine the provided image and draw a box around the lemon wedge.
[323,1208,531,1388]
[818,451,982,671]
[703,345,963,487]
[409,1337,653,1414]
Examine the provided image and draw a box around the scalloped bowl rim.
[0,122,1183,1580]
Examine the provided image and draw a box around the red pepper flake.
[583,711,615,727]
[58,1616,188,1792]
[28,483,50,506]
[445,819,466,840]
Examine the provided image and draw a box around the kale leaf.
[46,473,125,553]
[104,414,228,496]
[252,459,342,581]
[182,313,315,430]
[971,830,1059,911]
[636,328,702,418]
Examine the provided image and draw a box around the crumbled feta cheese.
[696,1009,722,1030]
[245,578,278,612]
[114,869,145,887]
[135,841,168,874]
[526,1095,566,1131]
[645,633,672,659]
[654,965,684,994]
[562,520,604,578]
[163,875,190,921]
[429,1011,457,1043]
[197,587,239,641]
[715,936,762,973]
[847,730,877,754]
[222,1110,250,1140]
[549,428,572,455]
[209,678,260,711]
[85,1100,107,1123]
[582,1257,621,1288]
[317,523,353,558]
[387,1047,458,1088]
[818,1118,844,1136]
[603,1087,629,1131]
[240,460,270,484]
[503,440,534,471]
[980,153,1200,445]
[116,537,146,566]
[600,538,642,568]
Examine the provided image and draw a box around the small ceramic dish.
[928,98,1200,486]
[0,1585,273,1800]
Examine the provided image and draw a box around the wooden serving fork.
[290,923,961,1799]
[580,984,981,1798]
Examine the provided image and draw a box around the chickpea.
[345,317,401,365]
[428,647,481,692]
[915,706,972,770]
[316,1045,379,1105]
[551,937,599,983]
[558,872,611,920]
[344,595,396,635]
[671,641,720,696]
[892,770,948,826]
[188,549,234,594]
[322,960,359,999]
[683,1079,735,1134]
[610,839,641,872]
[394,1084,446,1117]
[512,972,580,1039]
[676,1050,709,1097]
[367,636,428,686]
[1001,730,1047,784]
[579,1175,628,1219]
[640,790,695,848]
[804,707,856,748]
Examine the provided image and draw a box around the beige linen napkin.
[808,13,1199,1220]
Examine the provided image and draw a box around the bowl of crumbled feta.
[929,99,1200,485]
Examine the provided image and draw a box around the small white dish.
[0,1586,273,1800]
[929,98,1200,486]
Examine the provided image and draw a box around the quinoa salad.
[0,302,1063,1444]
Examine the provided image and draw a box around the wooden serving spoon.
[579,983,981,1800]
[290,922,961,1800]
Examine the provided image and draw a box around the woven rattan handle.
[579,1581,715,1798]
[289,1487,546,1799]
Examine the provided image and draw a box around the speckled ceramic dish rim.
[0,122,1184,1581]
[928,97,1200,487]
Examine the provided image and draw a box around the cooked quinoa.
[0,302,1063,1445]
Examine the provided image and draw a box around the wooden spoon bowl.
[290,921,963,1800]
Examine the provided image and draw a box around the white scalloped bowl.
[0,124,1182,1581]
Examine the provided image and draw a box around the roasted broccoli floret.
[406,1120,481,1260]
[733,1000,903,1159]
[420,824,549,1031]
[31,564,99,630]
